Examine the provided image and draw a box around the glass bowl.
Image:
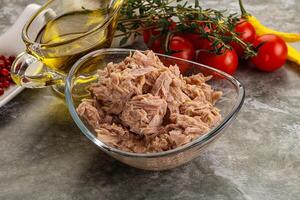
[65,48,245,171]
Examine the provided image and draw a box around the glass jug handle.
[11,52,64,88]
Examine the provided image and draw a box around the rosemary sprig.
[116,0,256,57]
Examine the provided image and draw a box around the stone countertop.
[0,0,299,200]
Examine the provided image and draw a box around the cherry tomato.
[143,25,165,53]
[168,35,196,72]
[182,33,212,50]
[251,34,287,72]
[185,20,212,32]
[168,19,177,30]
[230,20,256,56]
[143,28,160,45]
[143,19,176,53]
[149,38,164,54]
[180,21,213,50]
[197,49,238,75]
[169,35,195,60]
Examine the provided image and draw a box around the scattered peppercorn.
[0,55,15,96]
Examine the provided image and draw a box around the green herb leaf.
[120,36,129,46]
[116,0,256,56]
[195,0,199,8]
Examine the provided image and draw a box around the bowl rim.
[65,48,245,158]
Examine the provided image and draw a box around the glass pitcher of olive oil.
[11,0,124,95]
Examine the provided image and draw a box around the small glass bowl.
[65,48,245,171]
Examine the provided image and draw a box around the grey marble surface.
[0,0,300,200]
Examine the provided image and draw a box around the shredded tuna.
[180,100,222,127]
[76,50,222,153]
[76,100,103,129]
[120,94,167,137]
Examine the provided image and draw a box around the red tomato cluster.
[0,55,15,96]
[143,20,288,74]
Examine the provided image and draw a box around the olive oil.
[34,8,116,74]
